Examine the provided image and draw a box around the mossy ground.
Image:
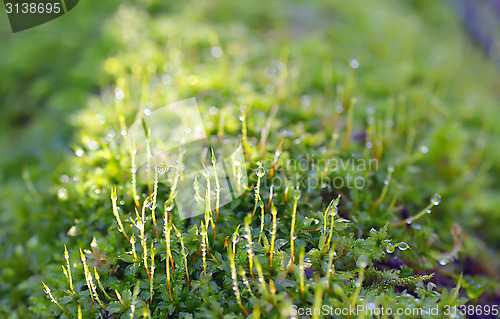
[1,0,500,318]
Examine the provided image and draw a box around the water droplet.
[336,105,344,113]
[201,164,210,177]
[232,233,240,244]
[143,196,153,209]
[144,109,152,116]
[430,193,441,206]
[385,243,395,253]
[398,242,410,251]
[88,141,98,151]
[164,200,175,212]
[211,46,222,58]
[114,88,124,101]
[387,165,395,173]
[356,255,368,268]
[438,259,447,266]
[60,175,69,183]
[119,200,125,205]
[57,188,68,199]
[75,149,84,157]
[420,146,429,154]
[209,106,218,115]
[383,180,389,185]
[426,209,432,214]
[291,233,297,241]
[406,217,414,225]
[94,114,106,125]
[350,59,360,69]
[293,188,302,200]
[156,163,169,175]
[256,166,265,178]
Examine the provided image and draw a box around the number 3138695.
[444,305,498,317]
[5,2,62,14]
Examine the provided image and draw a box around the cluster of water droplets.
[385,241,410,253]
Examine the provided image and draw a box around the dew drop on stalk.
[143,196,153,209]
[164,200,175,212]
[232,233,240,244]
[406,217,413,225]
[356,255,368,268]
[293,188,302,200]
[119,200,125,205]
[256,166,265,177]
[387,165,395,173]
[430,193,441,206]
[438,259,447,266]
[201,164,210,177]
[398,242,410,251]
[426,209,432,214]
[385,243,395,253]
[156,163,169,175]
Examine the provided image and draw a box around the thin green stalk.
[150,242,156,304]
[312,280,324,319]
[253,163,265,216]
[227,242,249,316]
[324,195,341,254]
[171,223,191,285]
[258,197,265,244]
[299,247,305,295]
[164,220,173,301]
[111,186,130,242]
[42,282,68,313]
[370,165,394,212]
[270,202,277,267]
[244,214,256,281]
[63,245,75,295]
[94,267,114,300]
[289,186,300,266]
[211,148,221,219]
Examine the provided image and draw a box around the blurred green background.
[1,0,500,316]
